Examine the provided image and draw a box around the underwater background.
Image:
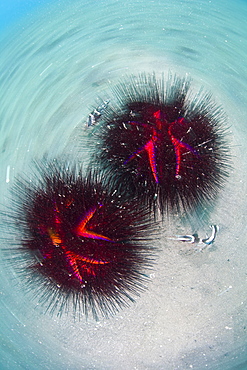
[0,0,247,368]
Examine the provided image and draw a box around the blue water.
[0,0,54,32]
[1,0,247,369]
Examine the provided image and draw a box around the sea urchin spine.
[7,160,156,320]
[92,73,230,216]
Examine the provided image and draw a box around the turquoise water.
[1,0,247,368]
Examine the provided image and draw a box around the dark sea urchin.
[7,160,156,320]
[91,74,230,216]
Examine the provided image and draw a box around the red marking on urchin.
[167,117,200,179]
[75,206,112,241]
[9,161,155,320]
[47,206,110,283]
[124,111,201,183]
[124,120,159,183]
[64,250,109,282]
[93,73,230,215]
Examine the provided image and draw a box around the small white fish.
[201,225,219,245]
[169,225,219,246]
[169,234,200,244]
[86,100,110,127]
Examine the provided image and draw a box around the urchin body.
[9,161,155,319]
[93,74,229,215]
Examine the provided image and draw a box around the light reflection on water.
[0,0,247,368]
